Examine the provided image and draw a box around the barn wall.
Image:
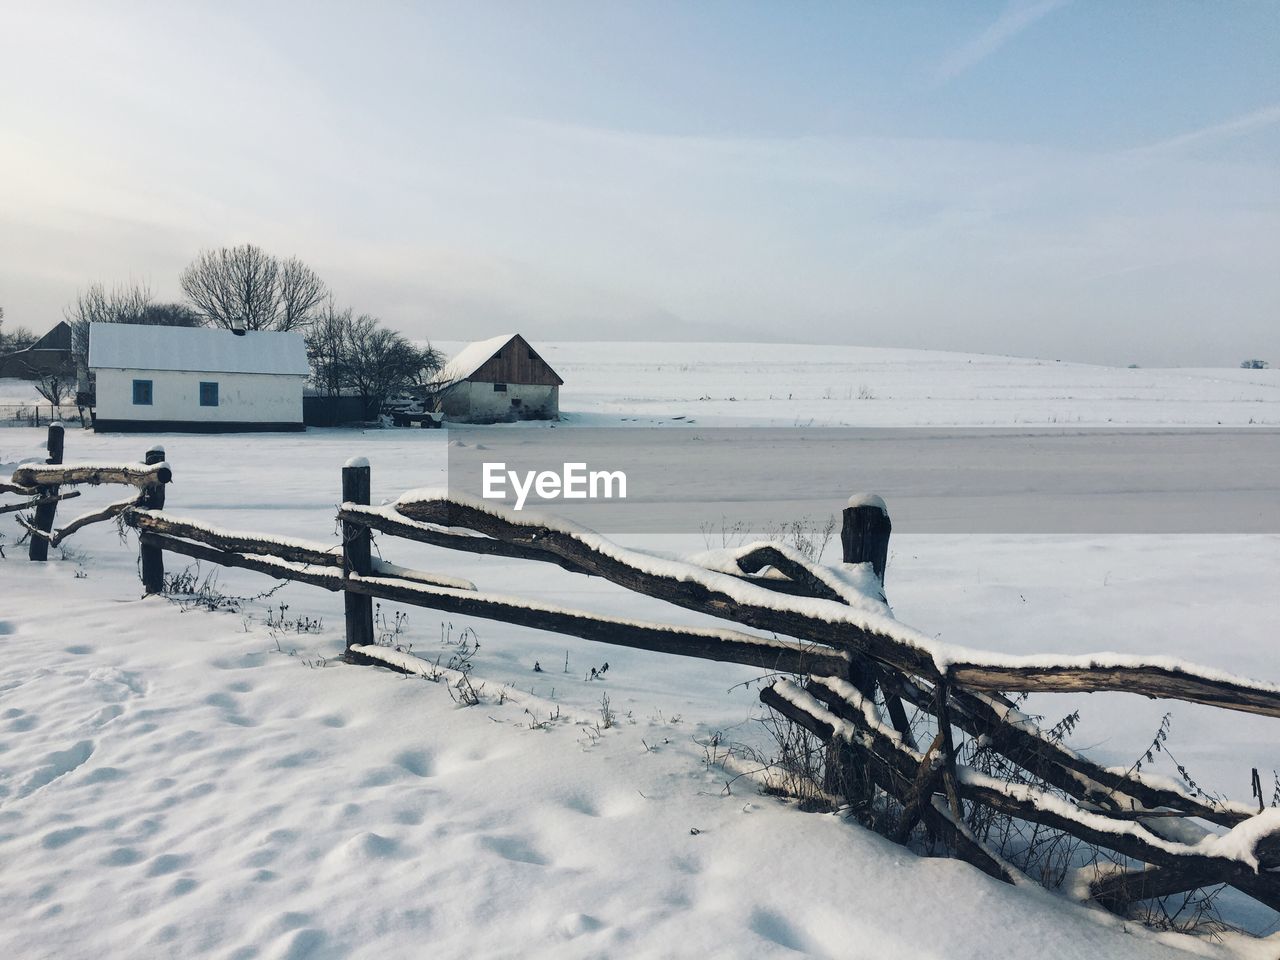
[93,368,305,430]
[441,382,558,422]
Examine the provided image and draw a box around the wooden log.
[338,504,591,576]
[946,660,1280,718]
[892,674,1252,828]
[392,494,1280,718]
[10,462,172,489]
[873,665,919,750]
[28,423,64,561]
[925,796,1022,886]
[138,447,166,595]
[0,480,38,496]
[934,678,963,818]
[128,510,342,567]
[1089,863,1236,914]
[0,490,80,516]
[731,544,847,603]
[343,506,835,599]
[43,494,140,546]
[341,459,375,650]
[892,733,945,843]
[137,530,850,676]
[959,777,1280,903]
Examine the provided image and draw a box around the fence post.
[824,493,895,807]
[342,457,375,651]
[28,422,65,562]
[139,445,167,595]
[842,493,891,587]
[839,491,917,746]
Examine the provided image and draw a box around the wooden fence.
[4,425,1280,927]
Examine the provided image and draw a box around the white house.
[431,333,562,423]
[87,323,309,433]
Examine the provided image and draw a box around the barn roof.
[88,322,309,376]
[432,333,563,387]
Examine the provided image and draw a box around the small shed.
[431,334,562,423]
[87,323,309,432]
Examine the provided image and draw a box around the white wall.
[441,382,558,422]
[94,368,305,424]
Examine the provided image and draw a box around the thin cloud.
[1133,102,1280,154]
[936,0,1069,83]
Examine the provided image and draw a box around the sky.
[0,1,1277,366]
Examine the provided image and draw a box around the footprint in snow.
[478,834,548,866]
[392,748,434,778]
[748,907,810,953]
[330,831,401,863]
[15,740,95,799]
[555,913,603,939]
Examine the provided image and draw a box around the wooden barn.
[0,321,74,379]
[431,334,562,423]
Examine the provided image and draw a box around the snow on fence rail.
[5,430,1280,928]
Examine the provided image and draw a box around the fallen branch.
[47,494,140,545]
[0,490,81,516]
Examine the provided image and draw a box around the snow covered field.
[2,344,1279,959]
[495,342,1280,428]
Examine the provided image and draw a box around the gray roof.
[88,322,309,376]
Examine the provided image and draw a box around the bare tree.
[277,257,328,332]
[33,369,73,410]
[181,244,326,332]
[138,302,203,327]
[304,296,351,398]
[1,302,40,354]
[65,282,153,365]
[340,314,426,416]
[412,343,446,389]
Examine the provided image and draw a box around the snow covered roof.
[87,322,310,376]
[431,334,518,387]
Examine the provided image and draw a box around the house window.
[199,382,219,407]
[132,379,153,405]
[493,382,507,392]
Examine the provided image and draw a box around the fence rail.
[5,425,1279,929]
[0,401,81,428]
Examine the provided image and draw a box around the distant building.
[1241,359,1270,370]
[0,321,74,379]
[431,334,562,423]
[87,322,308,432]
